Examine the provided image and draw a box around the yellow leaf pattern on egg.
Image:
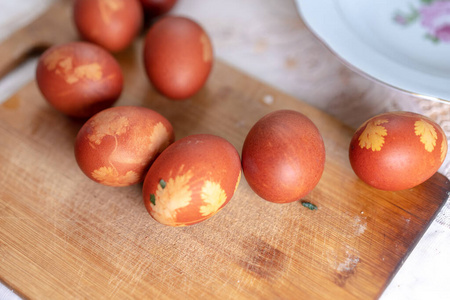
[414,119,437,152]
[99,0,124,24]
[199,181,227,217]
[43,50,65,70]
[43,51,102,84]
[234,171,241,193]
[151,168,193,227]
[87,112,129,146]
[91,166,139,186]
[358,119,388,151]
[147,122,171,159]
[110,122,170,165]
[73,64,102,82]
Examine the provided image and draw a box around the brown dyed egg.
[142,134,241,227]
[349,111,448,191]
[75,106,174,187]
[242,110,326,204]
[143,16,213,100]
[139,0,177,17]
[73,0,143,52]
[36,42,123,118]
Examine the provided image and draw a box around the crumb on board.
[353,216,367,236]
[261,94,274,105]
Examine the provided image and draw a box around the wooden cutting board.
[0,1,448,299]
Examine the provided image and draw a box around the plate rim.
[294,0,450,104]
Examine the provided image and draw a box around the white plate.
[295,0,450,103]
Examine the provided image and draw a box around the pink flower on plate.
[394,14,408,25]
[434,24,450,41]
[420,0,450,42]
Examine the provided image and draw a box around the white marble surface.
[0,0,449,299]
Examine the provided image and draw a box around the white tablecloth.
[0,1,449,299]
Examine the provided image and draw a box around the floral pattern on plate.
[394,0,450,43]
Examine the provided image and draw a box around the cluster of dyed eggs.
[34,0,448,227]
[35,0,236,227]
[36,0,212,118]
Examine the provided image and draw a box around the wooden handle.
[0,0,76,79]
[0,27,46,78]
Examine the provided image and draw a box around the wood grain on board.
[0,0,449,299]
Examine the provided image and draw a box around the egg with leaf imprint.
[143,16,213,100]
[142,134,241,227]
[349,111,448,191]
[73,0,143,53]
[36,42,123,118]
[75,106,174,187]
